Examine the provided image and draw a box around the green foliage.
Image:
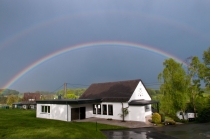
[0,89,19,96]
[203,47,210,89]
[0,109,125,139]
[158,58,189,116]
[164,119,176,125]
[159,112,165,122]
[152,113,161,124]
[119,107,129,122]
[197,107,210,123]
[155,90,161,94]
[147,88,156,96]
[66,93,78,99]
[56,88,86,98]
[187,56,205,116]
[0,97,7,104]
[6,95,20,106]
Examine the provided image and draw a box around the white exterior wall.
[129,106,146,122]
[127,81,153,122]
[36,104,69,121]
[92,102,129,121]
[36,81,154,122]
[129,81,151,101]
[69,104,94,120]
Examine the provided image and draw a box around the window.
[97,104,101,114]
[93,104,96,114]
[145,105,150,112]
[41,105,50,113]
[48,106,50,113]
[108,105,113,115]
[41,106,44,112]
[103,104,107,115]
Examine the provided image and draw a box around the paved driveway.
[102,123,210,139]
[102,128,176,139]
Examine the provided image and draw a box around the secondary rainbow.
[2,41,187,90]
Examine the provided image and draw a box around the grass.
[0,109,125,139]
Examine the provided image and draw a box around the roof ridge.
[92,79,141,85]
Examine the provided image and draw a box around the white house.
[36,79,159,122]
[176,110,197,121]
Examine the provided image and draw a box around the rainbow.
[2,41,187,91]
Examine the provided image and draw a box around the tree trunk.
[121,103,125,122]
[181,110,185,120]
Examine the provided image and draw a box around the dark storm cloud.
[0,0,210,92]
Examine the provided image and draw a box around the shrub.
[159,112,165,122]
[197,107,210,123]
[152,113,161,124]
[164,119,176,125]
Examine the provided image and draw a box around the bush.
[152,113,161,124]
[164,119,176,125]
[159,112,165,122]
[197,107,210,123]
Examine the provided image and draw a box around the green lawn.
[0,109,125,139]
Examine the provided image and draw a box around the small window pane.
[108,105,113,115]
[97,104,101,114]
[103,105,107,115]
[41,106,44,112]
[93,104,96,114]
[45,106,47,112]
[48,106,50,113]
[145,105,150,112]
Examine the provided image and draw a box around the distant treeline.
[0,89,19,96]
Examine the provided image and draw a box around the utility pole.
[64,83,67,98]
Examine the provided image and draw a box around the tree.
[187,56,205,117]
[202,47,210,89]
[119,103,129,122]
[6,95,19,106]
[158,58,189,118]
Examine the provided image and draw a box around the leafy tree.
[158,58,189,118]
[0,97,7,104]
[119,103,129,122]
[147,88,156,96]
[6,95,19,106]
[187,56,205,117]
[56,88,86,98]
[1,89,19,96]
[202,47,210,89]
[66,93,78,99]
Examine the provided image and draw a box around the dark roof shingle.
[79,79,141,102]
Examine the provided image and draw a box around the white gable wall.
[129,81,151,101]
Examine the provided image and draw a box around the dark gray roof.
[12,101,36,105]
[36,99,101,104]
[79,79,141,102]
[129,99,159,106]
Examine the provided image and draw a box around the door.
[71,108,80,121]
[80,107,86,119]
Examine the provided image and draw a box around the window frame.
[93,104,96,114]
[108,105,113,115]
[41,105,50,114]
[97,104,101,114]
[145,105,150,112]
[102,104,107,115]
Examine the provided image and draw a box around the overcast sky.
[0,0,210,93]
